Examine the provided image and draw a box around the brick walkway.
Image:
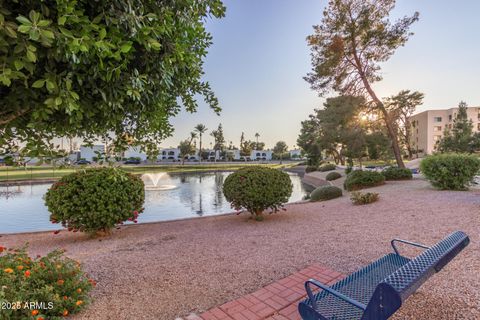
[184,264,344,320]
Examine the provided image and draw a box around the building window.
[433,117,442,122]
[448,115,452,121]
[433,126,442,132]
[433,135,441,142]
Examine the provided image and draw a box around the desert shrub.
[223,166,293,219]
[345,166,353,175]
[343,170,385,191]
[382,167,412,180]
[45,167,145,234]
[305,165,318,173]
[420,153,480,190]
[350,191,379,205]
[325,171,342,181]
[318,163,336,172]
[310,185,343,201]
[0,246,94,319]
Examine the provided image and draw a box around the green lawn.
[0,162,299,182]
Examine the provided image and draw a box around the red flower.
[0,246,5,253]
[24,270,31,278]
[53,230,60,235]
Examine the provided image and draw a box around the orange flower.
[24,270,31,278]
[37,317,45,320]
[62,309,69,316]
[16,265,24,270]
[76,288,82,293]
[3,268,13,273]
[31,310,39,316]
[75,300,83,306]
[57,279,65,285]
[0,246,5,253]
[63,296,68,300]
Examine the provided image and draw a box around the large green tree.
[305,0,419,168]
[437,101,476,153]
[297,117,322,166]
[0,0,225,156]
[384,90,424,159]
[273,140,288,163]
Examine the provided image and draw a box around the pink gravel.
[1,179,479,320]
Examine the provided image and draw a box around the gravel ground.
[1,179,479,320]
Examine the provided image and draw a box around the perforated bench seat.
[298,231,469,320]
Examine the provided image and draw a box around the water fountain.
[141,172,177,191]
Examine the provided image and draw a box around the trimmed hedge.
[223,166,293,218]
[382,167,413,180]
[350,191,379,205]
[310,185,343,201]
[305,165,318,173]
[343,170,385,191]
[318,163,336,172]
[325,171,342,181]
[420,153,480,190]
[45,168,145,234]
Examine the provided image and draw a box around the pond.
[0,171,310,234]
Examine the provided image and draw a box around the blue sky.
[161,0,480,149]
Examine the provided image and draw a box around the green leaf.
[14,60,24,70]
[5,26,17,38]
[16,15,32,25]
[29,10,40,23]
[149,40,161,50]
[17,25,31,33]
[32,79,45,88]
[55,97,63,105]
[58,16,67,26]
[40,30,55,39]
[37,19,51,27]
[120,43,132,53]
[99,28,106,39]
[59,27,73,38]
[29,29,40,40]
[26,50,36,62]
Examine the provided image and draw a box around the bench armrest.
[305,279,366,311]
[391,238,430,256]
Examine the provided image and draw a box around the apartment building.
[409,106,480,155]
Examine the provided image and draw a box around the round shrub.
[382,167,413,180]
[318,163,336,172]
[223,166,293,218]
[325,171,342,181]
[420,153,480,190]
[45,167,145,234]
[343,170,385,191]
[0,245,94,319]
[310,185,342,201]
[305,165,318,173]
[350,191,379,205]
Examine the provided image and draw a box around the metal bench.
[298,231,469,320]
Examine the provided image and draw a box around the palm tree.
[255,132,260,149]
[194,124,208,162]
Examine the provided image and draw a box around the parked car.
[124,158,141,165]
[74,159,91,165]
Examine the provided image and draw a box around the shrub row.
[343,170,385,191]
[382,167,413,180]
[318,163,336,172]
[325,171,342,181]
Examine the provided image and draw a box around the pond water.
[0,171,310,234]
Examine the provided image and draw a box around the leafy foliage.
[305,0,420,168]
[178,139,195,164]
[420,153,480,190]
[305,165,318,173]
[0,246,94,319]
[0,1,225,156]
[45,168,145,234]
[436,102,479,153]
[210,124,226,153]
[318,163,336,172]
[326,171,342,181]
[297,117,323,166]
[343,170,385,191]
[350,191,379,205]
[345,166,353,174]
[223,167,293,217]
[382,167,413,180]
[310,185,342,202]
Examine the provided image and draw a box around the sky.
[159,0,480,150]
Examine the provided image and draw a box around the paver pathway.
[183,264,344,320]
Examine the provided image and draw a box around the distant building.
[160,148,180,161]
[289,149,302,159]
[80,145,106,161]
[225,149,241,161]
[250,150,272,161]
[124,146,147,161]
[409,106,480,155]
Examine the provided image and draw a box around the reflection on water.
[0,171,309,234]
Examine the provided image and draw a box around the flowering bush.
[223,166,293,220]
[45,167,144,234]
[0,246,94,319]
[350,191,379,205]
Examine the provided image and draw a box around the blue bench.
[298,231,469,320]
